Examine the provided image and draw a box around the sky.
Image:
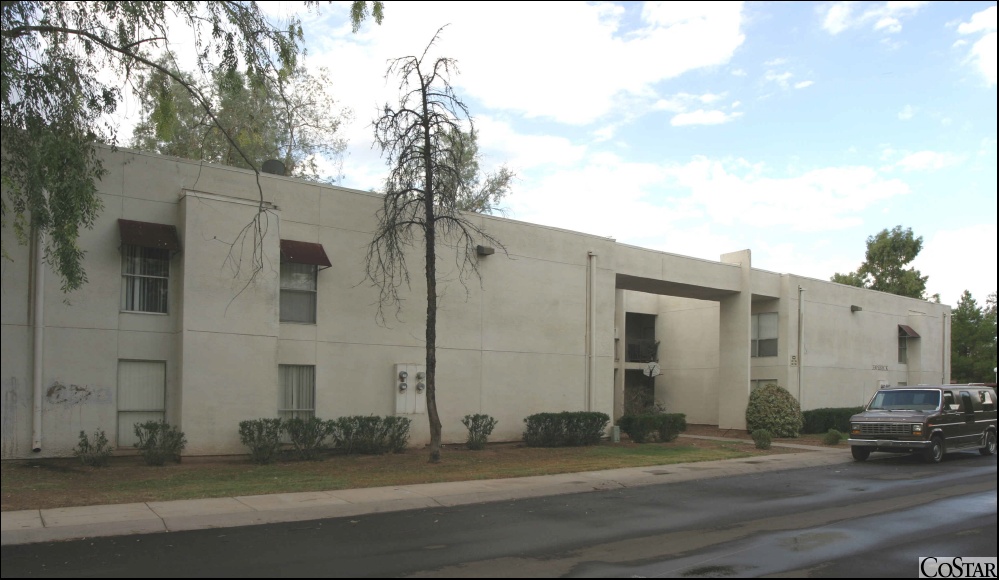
[131,1,998,307]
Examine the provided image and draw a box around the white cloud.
[472,117,587,171]
[957,6,997,86]
[654,92,728,112]
[894,151,963,171]
[821,1,927,35]
[794,80,815,89]
[913,224,998,306]
[898,105,916,120]
[764,57,788,66]
[764,70,795,89]
[671,110,743,126]
[314,1,747,126]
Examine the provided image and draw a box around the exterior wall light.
[476,245,495,257]
[851,305,863,313]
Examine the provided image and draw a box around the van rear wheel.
[851,446,871,461]
[981,431,997,456]
[923,436,945,463]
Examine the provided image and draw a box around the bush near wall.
[523,412,610,448]
[134,421,187,466]
[745,384,803,438]
[802,408,866,434]
[238,419,284,464]
[330,416,411,455]
[617,414,687,444]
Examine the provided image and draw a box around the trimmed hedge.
[523,412,610,447]
[284,417,335,461]
[238,419,284,464]
[802,407,865,434]
[617,414,687,444]
[134,420,187,466]
[746,384,803,438]
[461,414,498,450]
[823,429,844,446]
[330,415,411,455]
[752,429,772,450]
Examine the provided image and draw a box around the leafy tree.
[832,225,929,299]
[448,129,515,214]
[366,30,502,463]
[951,290,998,384]
[131,62,349,182]
[1,1,382,291]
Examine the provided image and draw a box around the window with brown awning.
[118,219,181,252]
[280,239,331,269]
[898,325,920,339]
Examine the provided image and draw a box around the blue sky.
[245,2,996,305]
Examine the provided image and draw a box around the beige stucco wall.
[1,148,952,457]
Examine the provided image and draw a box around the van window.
[978,390,994,411]
[869,389,941,411]
[943,391,957,410]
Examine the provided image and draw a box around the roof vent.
[261,159,286,176]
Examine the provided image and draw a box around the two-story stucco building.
[0,148,951,458]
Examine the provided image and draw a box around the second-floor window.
[280,262,318,324]
[121,245,169,313]
[752,313,778,358]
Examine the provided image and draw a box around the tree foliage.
[131,62,350,182]
[366,29,502,463]
[832,225,929,300]
[951,290,997,384]
[448,129,515,214]
[1,1,382,291]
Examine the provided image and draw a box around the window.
[751,380,778,392]
[279,239,331,324]
[117,360,166,447]
[121,245,170,313]
[898,325,920,365]
[752,313,778,358]
[280,263,318,323]
[279,365,315,420]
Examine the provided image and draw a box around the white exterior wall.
[1,148,950,457]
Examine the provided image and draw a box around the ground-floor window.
[751,379,778,393]
[279,365,316,420]
[117,360,166,447]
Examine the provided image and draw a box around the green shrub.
[283,417,334,460]
[802,408,865,434]
[822,429,844,446]
[617,414,687,444]
[330,416,411,455]
[745,384,803,438]
[523,412,609,447]
[752,429,772,450]
[382,416,412,453]
[73,428,113,467]
[134,421,187,466]
[462,414,498,450]
[238,419,284,464]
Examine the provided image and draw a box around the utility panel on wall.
[394,363,427,415]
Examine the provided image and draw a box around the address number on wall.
[872,364,889,371]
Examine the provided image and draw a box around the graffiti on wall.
[45,382,112,405]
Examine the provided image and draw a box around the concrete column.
[614,288,625,419]
[718,250,752,430]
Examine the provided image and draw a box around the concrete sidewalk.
[1,437,851,546]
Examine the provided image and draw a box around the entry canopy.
[118,219,181,252]
[898,324,921,339]
[280,239,331,269]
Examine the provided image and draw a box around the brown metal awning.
[118,219,181,252]
[898,324,921,339]
[280,239,331,268]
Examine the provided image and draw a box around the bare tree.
[367,30,502,463]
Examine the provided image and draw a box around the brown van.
[848,384,998,463]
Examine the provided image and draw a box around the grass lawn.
[1,438,804,512]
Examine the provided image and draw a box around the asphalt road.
[2,451,995,578]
